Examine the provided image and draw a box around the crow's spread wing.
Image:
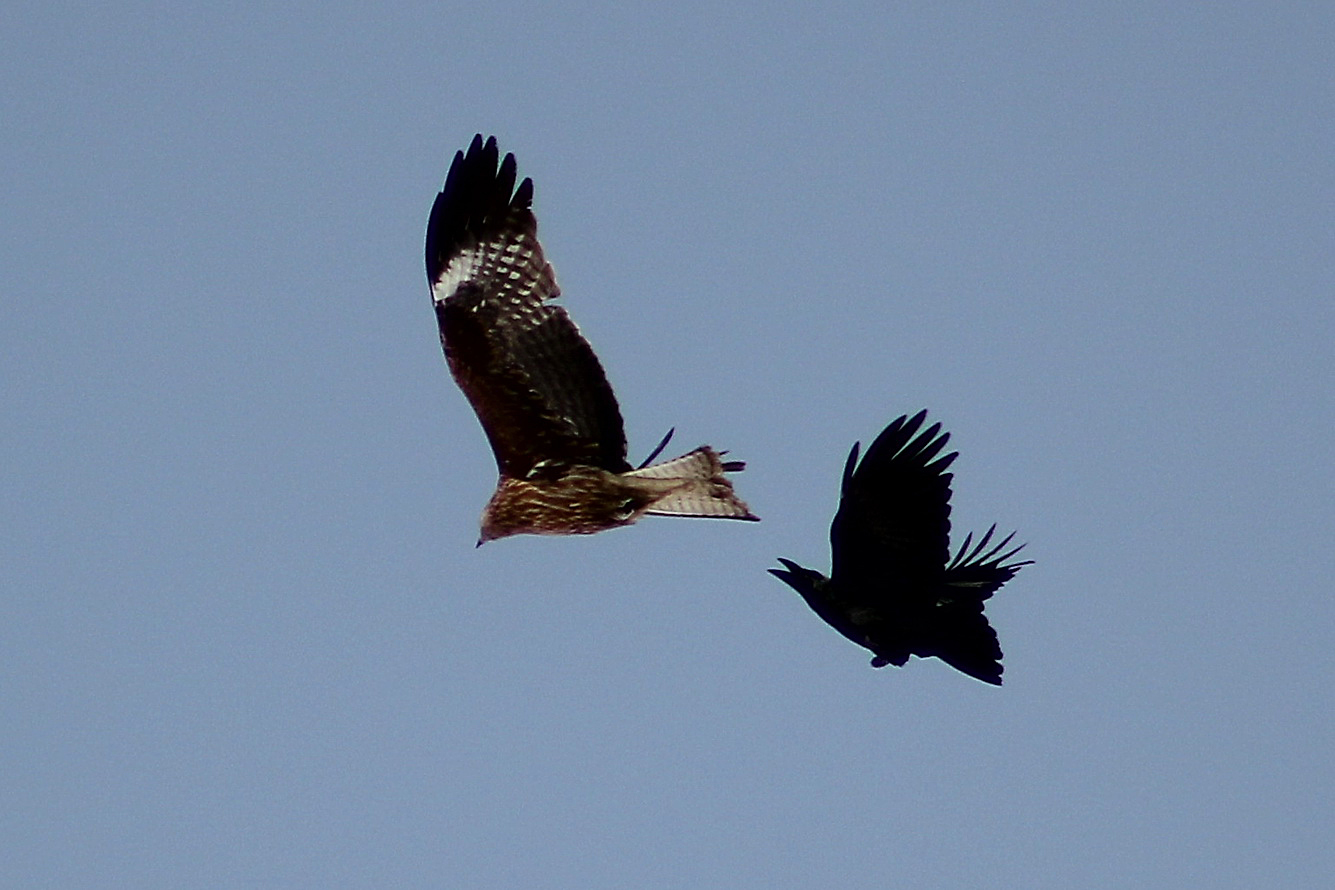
[426,135,630,477]
[829,410,957,595]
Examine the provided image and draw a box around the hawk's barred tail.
[629,447,759,521]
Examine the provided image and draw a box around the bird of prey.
[769,411,1030,685]
[425,135,758,543]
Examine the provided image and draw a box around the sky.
[3,1,1333,887]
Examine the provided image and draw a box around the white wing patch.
[432,232,554,310]
[432,244,483,303]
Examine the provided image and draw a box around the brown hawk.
[425,135,759,543]
[769,411,1030,685]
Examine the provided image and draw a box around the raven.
[769,411,1030,685]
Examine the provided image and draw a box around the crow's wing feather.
[829,410,958,600]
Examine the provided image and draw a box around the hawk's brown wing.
[425,135,630,478]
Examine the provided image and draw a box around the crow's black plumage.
[769,411,1030,685]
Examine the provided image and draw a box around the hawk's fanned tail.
[628,447,758,520]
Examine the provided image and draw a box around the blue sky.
[4,2,1332,887]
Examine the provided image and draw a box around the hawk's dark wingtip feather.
[425,134,533,286]
[637,428,675,469]
[513,175,534,209]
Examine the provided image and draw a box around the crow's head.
[768,558,828,598]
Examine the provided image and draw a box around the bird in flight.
[425,135,758,543]
[769,411,1029,685]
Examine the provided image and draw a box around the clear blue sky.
[4,2,1332,887]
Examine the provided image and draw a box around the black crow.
[770,411,1030,685]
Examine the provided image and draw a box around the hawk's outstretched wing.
[425,135,630,478]
[829,410,958,597]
